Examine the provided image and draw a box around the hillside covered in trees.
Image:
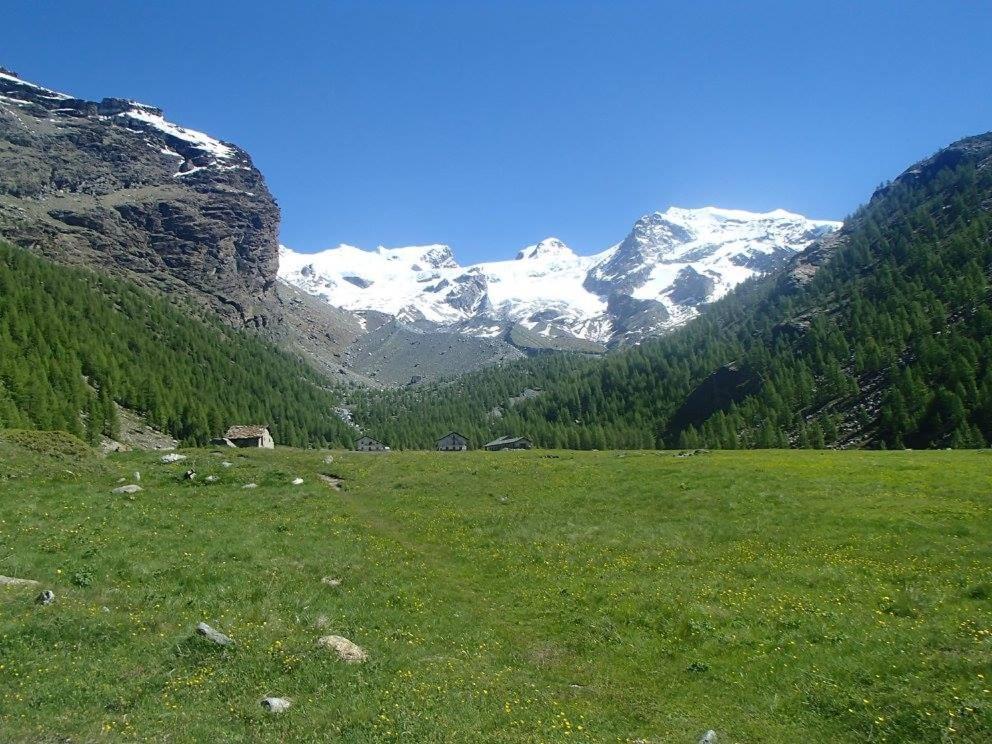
[0,241,355,447]
[3,131,992,453]
[350,132,992,450]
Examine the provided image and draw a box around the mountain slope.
[280,208,839,346]
[0,240,355,447]
[349,131,992,450]
[0,67,281,328]
[0,66,405,386]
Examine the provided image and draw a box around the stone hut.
[355,436,389,452]
[224,425,274,449]
[436,431,469,451]
[483,435,533,451]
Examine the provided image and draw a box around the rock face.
[0,68,279,327]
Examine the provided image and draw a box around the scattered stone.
[221,461,233,468]
[699,731,718,744]
[183,469,196,480]
[243,483,258,490]
[205,475,219,483]
[112,484,143,494]
[35,589,55,605]
[314,614,329,629]
[316,635,367,663]
[195,622,233,646]
[100,439,131,454]
[133,471,141,481]
[318,474,342,491]
[322,455,334,464]
[260,696,291,713]
[321,577,342,588]
[0,575,40,588]
[161,453,187,463]
[116,476,127,483]
[292,477,304,485]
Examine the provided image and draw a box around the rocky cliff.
[0,67,279,327]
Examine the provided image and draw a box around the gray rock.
[0,575,40,587]
[205,475,219,483]
[35,589,55,605]
[322,455,334,465]
[195,622,233,646]
[321,577,342,588]
[260,696,291,713]
[699,731,718,744]
[316,634,367,663]
[291,477,304,485]
[221,461,233,467]
[161,453,188,463]
[183,469,196,480]
[112,484,143,494]
[242,483,257,489]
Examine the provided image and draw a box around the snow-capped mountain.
[279,207,840,346]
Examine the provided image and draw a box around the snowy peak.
[279,206,841,346]
[515,238,576,262]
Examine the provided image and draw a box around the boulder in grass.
[243,483,258,490]
[161,453,187,463]
[316,634,367,663]
[321,577,342,588]
[195,622,233,646]
[112,484,142,494]
[35,589,54,605]
[205,475,219,483]
[260,697,291,713]
[0,575,40,588]
[292,477,304,485]
[699,731,718,744]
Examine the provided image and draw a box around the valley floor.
[1,445,990,742]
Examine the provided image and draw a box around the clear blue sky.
[6,1,992,261]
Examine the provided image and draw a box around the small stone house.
[436,431,469,451]
[224,425,274,449]
[483,435,533,451]
[355,436,389,452]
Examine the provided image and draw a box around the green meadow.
[0,434,990,742]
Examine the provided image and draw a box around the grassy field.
[0,436,990,742]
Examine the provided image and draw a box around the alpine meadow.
[1,3,992,743]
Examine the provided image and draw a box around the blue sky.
[6,1,992,261]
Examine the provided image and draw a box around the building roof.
[357,436,385,445]
[436,431,469,443]
[484,435,530,447]
[225,425,269,439]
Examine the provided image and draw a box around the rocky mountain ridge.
[280,207,840,346]
[0,66,279,327]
